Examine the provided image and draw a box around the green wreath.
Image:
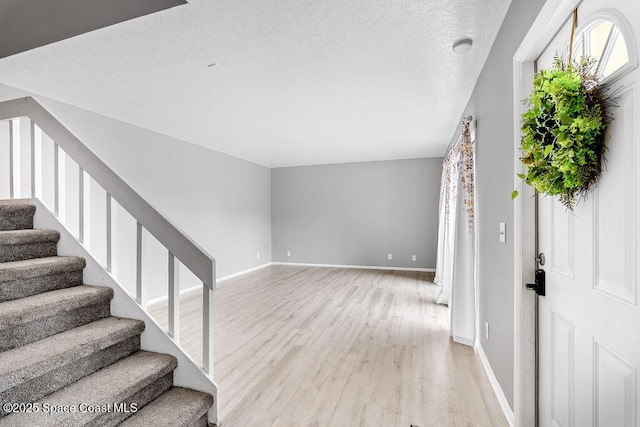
[513,56,611,209]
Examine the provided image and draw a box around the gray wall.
[0,84,272,301]
[452,0,547,409]
[271,158,441,269]
[43,98,273,300]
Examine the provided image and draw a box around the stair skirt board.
[0,200,214,426]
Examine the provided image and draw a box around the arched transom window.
[572,16,634,81]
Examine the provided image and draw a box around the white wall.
[271,158,441,269]
[451,0,547,409]
[0,84,272,301]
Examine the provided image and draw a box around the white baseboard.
[475,341,515,426]
[146,262,272,307]
[146,261,432,307]
[452,335,475,347]
[146,284,202,307]
[216,262,272,287]
[272,262,435,272]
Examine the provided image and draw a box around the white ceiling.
[0,0,511,167]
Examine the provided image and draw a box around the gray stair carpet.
[120,387,213,427]
[0,229,60,263]
[0,256,85,302]
[0,202,35,231]
[0,200,213,426]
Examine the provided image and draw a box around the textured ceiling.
[0,0,511,167]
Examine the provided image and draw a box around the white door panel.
[594,86,636,304]
[549,198,575,280]
[535,0,640,426]
[594,342,636,427]
[550,310,575,427]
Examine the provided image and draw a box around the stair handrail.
[0,96,216,375]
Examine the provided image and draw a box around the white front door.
[536,1,640,426]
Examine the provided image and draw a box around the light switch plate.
[499,222,506,243]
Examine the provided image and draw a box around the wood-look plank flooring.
[148,265,507,426]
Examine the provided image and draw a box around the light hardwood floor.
[148,265,508,427]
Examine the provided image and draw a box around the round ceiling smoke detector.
[453,38,473,54]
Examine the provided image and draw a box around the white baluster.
[30,120,35,198]
[19,117,31,198]
[168,253,180,341]
[78,167,84,243]
[53,143,59,216]
[8,120,14,198]
[203,285,214,376]
[136,221,145,306]
[106,193,112,272]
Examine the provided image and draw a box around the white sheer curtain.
[434,118,476,346]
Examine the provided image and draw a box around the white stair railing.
[0,96,216,377]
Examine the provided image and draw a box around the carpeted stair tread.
[0,317,144,414]
[0,256,85,282]
[0,285,113,351]
[0,317,145,393]
[0,229,60,262]
[0,229,59,245]
[0,285,113,329]
[119,387,213,427]
[0,202,35,231]
[0,200,36,212]
[0,351,177,427]
[0,201,214,424]
[0,256,86,302]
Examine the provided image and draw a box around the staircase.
[0,201,214,426]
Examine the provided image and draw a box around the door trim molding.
[512,1,583,425]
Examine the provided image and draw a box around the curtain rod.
[443,115,475,159]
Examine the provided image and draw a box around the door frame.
[512,1,583,425]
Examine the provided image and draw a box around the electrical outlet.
[412,255,417,261]
[387,253,393,260]
[257,252,260,259]
[485,322,490,340]
[287,250,291,257]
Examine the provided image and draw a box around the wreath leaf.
[513,55,612,210]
